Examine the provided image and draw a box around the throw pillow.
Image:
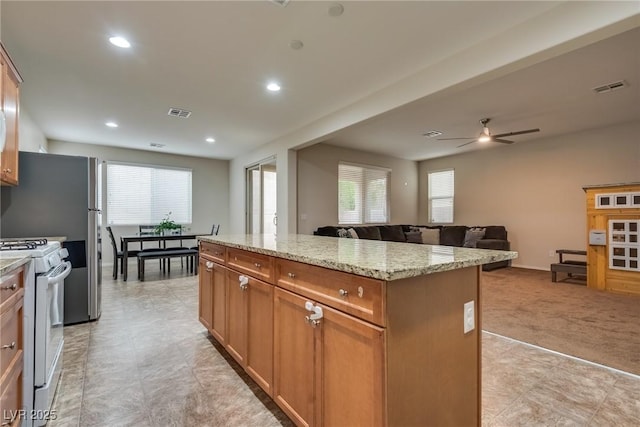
[337,228,351,238]
[404,231,422,244]
[379,225,407,242]
[353,226,382,240]
[463,227,486,248]
[417,227,440,245]
[347,228,359,239]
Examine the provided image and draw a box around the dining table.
[120,232,205,281]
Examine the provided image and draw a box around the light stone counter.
[0,256,31,276]
[198,234,518,281]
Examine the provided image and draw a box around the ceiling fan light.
[478,134,491,143]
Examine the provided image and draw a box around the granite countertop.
[198,234,518,281]
[0,256,31,276]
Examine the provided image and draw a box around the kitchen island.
[197,234,517,427]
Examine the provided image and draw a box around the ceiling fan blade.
[493,138,514,144]
[457,140,477,148]
[436,137,475,141]
[492,128,540,138]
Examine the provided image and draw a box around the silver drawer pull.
[254,262,261,268]
[1,283,18,291]
[338,289,348,297]
[287,272,296,279]
[1,342,16,350]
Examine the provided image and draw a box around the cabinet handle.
[1,342,16,350]
[205,261,214,269]
[287,272,296,279]
[239,275,249,290]
[338,289,348,297]
[1,283,17,291]
[2,168,11,174]
[254,262,261,268]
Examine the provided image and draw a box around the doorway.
[246,159,277,235]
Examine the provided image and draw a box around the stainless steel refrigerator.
[1,151,102,324]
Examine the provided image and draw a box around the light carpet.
[482,267,640,375]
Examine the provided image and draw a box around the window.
[428,169,454,223]
[107,162,192,225]
[338,162,390,225]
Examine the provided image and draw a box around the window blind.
[428,169,454,223]
[107,162,192,225]
[338,162,389,225]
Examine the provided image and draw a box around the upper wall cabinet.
[0,42,23,186]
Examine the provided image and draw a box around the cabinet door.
[198,258,214,331]
[225,270,247,366]
[210,262,227,345]
[0,49,20,186]
[273,288,316,427]
[319,304,386,427]
[245,275,273,395]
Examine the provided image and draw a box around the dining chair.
[106,226,123,279]
[139,224,165,269]
[106,226,143,279]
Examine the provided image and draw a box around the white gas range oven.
[0,239,70,427]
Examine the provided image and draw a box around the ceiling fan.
[437,118,540,148]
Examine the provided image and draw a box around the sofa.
[314,224,511,271]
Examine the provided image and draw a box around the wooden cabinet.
[198,258,227,344]
[198,240,481,427]
[198,258,214,331]
[273,288,316,426]
[0,43,22,186]
[0,264,26,426]
[226,269,273,394]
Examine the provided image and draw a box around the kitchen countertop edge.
[0,256,31,276]
[197,234,518,281]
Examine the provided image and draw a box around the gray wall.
[418,120,640,270]
[297,143,419,235]
[48,140,230,266]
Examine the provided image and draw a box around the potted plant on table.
[155,212,182,235]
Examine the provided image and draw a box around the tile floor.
[48,262,639,427]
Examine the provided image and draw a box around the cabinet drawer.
[0,269,23,314]
[200,242,226,264]
[0,295,23,378]
[276,259,385,326]
[0,352,23,427]
[227,248,274,284]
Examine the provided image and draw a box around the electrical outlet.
[463,301,475,334]
[549,250,555,257]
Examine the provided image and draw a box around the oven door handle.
[48,261,73,284]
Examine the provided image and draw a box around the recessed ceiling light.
[266,82,281,92]
[105,121,118,128]
[109,36,131,49]
[205,137,215,143]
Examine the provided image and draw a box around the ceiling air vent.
[592,80,628,94]
[270,0,290,6]
[422,130,443,138]
[150,143,165,148]
[167,107,192,118]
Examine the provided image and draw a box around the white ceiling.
[1,1,639,161]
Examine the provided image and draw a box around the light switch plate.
[463,301,475,334]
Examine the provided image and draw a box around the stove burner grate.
[0,238,49,251]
